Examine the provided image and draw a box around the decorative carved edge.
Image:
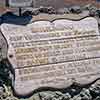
[0,16,100,98]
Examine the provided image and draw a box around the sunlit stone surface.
[1,17,100,95]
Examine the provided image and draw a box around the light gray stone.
[57,8,70,14]
[1,17,100,96]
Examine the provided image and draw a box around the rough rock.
[69,6,82,14]
[83,4,95,10]
[72,88,92,100]
[22,8,40,16]
[96,9,100,17]
[94,96,100,100]
[89,80,100,97]
[0,31,7,61]
[38,6,56,14]
[57,8,70,14]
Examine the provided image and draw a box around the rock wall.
[64,0,100,7]
[0,0,100,15]
[0,0,5,7]
[0,0,100,8]
[34,0,100,8]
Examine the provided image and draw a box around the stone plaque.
[8,0,33,7]
[1,17,100,96]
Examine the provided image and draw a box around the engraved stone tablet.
[9,0,32,7]
[1,17,100,96]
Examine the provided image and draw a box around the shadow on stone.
[1,12,32,25]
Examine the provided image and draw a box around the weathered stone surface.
[0,31,7,61]
[31,13,85,22]
[38,6,56,14]
[57,8,70,14]
[22,8,40,16]
[71,88,92,100]
[89,80,100,97]
[1,17,100,96]
[69,6,82,14]
[38,91,71,100]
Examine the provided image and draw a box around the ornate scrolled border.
[0,16,100,98]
